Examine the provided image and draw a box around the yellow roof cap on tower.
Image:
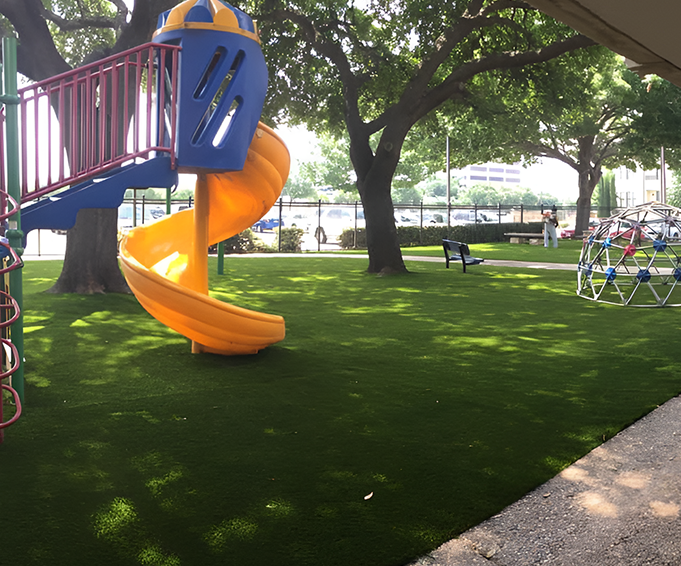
[154,0,260,43]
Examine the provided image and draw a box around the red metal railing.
[13,42,180,204]
[0,192,23,444]
[0,43,179,441]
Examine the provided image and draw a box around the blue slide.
[20,156,178,238]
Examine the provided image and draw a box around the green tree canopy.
[443,48,681,233]
[457,184,551,206]
[251,0,595,272]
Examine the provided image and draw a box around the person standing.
[543,205,559,248]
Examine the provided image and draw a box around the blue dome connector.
[653,239,667,252]
[636,269,651,283]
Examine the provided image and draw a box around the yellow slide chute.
[119,123,289,355]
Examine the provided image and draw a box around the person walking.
[543,205,559,248]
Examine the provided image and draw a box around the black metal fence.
[116,197,603,252]
[25,196,607,256]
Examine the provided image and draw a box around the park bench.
[504,232,544,244]
[442,239,484,273]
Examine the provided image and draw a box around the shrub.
[339,222,542,249]
[274,227,304,252]
[223,229,257,253]
[338,228,367,249]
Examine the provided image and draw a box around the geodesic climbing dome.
[577,202,681,307]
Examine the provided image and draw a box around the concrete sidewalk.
[402,255,578,271]
[192,252,579,272]
[407,395,681,565]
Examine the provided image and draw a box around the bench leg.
[459,245,467,273]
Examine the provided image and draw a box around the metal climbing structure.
[0,39,181,442]
[577,202,681,307]
[0,193,23,444]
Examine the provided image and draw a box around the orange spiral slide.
[119,123,289,355]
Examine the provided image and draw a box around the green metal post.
[217,241,224,275]
[2,37,24,404]
[165,187,171,215]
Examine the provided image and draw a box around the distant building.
[614,165,670,208]
[456,163,523,188]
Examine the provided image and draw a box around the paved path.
[401,255,578,271]
[407,394,681,566]
[185,252,580,272]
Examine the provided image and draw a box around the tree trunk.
[47,208,130,294]
[352,130,407,275]
[573,136,602,236]
[574,167,601,236]
[47,60,141,294]
[358,167,407,275]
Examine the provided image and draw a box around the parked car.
[394,212,420,226]
[118,204,165,229]
[252,218,283,232]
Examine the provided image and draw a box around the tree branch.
[519,140,578,168]
[265,8,367,134]
[404,2,544,119]
[419,34,597,119]
[39,3,119,32]
[479,0,533,18]
[0,0,70,80]
[113,0,177,54]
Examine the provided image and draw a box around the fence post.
[317,199,321,252]
[521,204,524,224]
[133,189,137,227]
[498,202,501,224]
[447,200,451,236]
[354,200,358,249]
[419,200,423,245]
[217,241,224,275]
[142,195,146,225]
[165,187,171,215]
[278,197,283,252]
[474,203,478,224]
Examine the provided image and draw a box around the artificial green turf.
[400,238,584,263]
[3,256,681,566]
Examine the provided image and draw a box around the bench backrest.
[443,239,470,256]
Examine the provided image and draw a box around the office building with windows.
[614,165,670,208]
[456,163,523,188]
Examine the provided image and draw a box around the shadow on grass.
[4,258,681,565]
